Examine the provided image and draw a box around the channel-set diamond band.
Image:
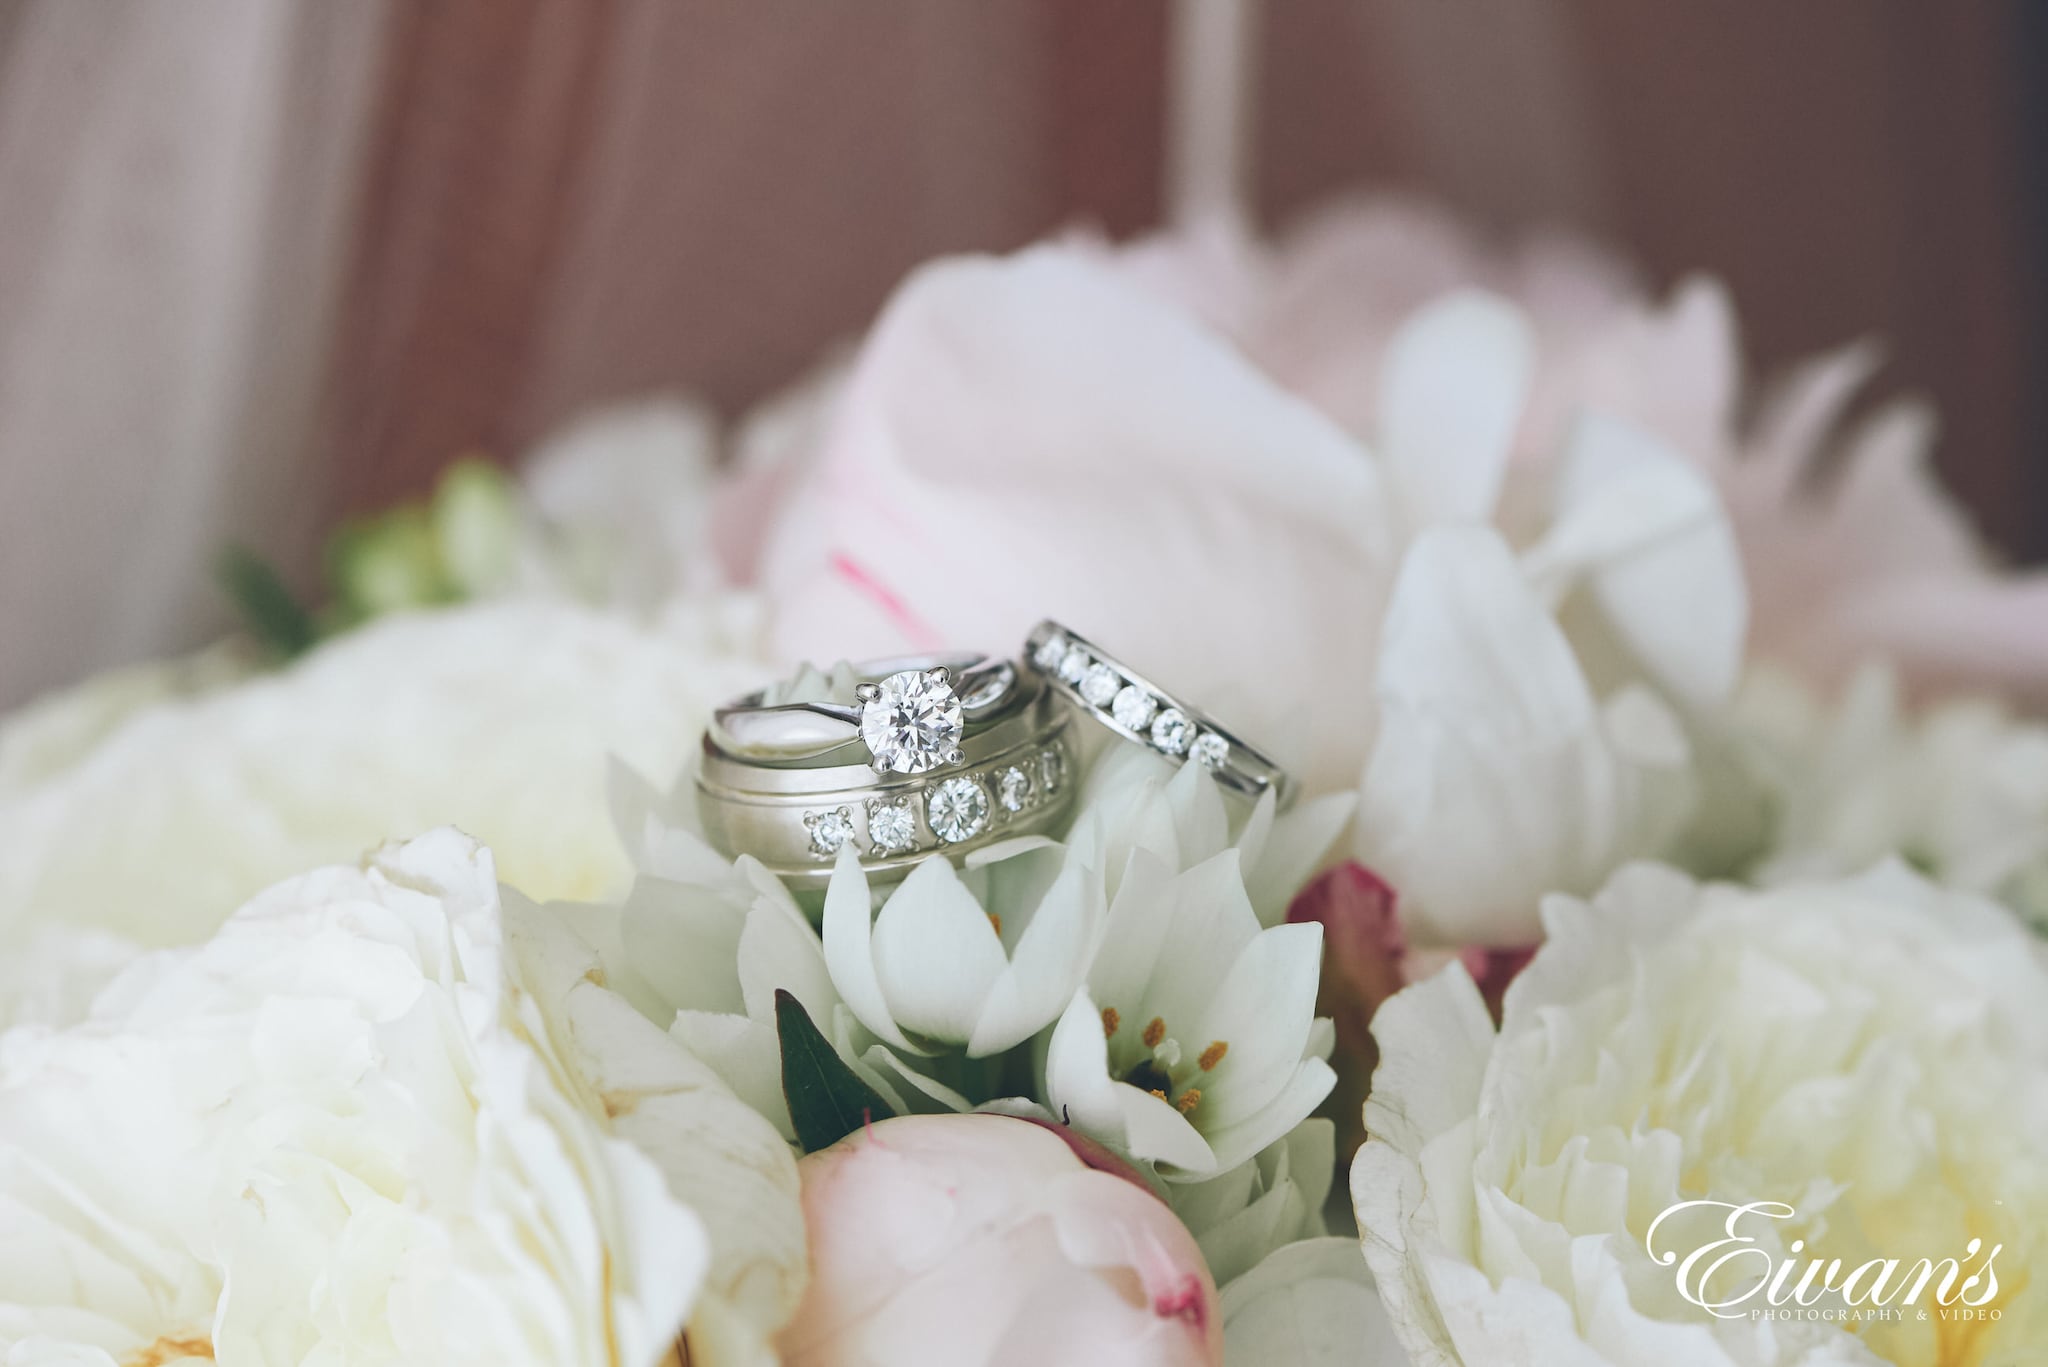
[698,660,1073,889]
[1024,620,1291,805]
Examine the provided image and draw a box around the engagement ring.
[699,655,1073,889]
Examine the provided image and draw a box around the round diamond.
[1033,634,1069,673]
[1111,685,1158,732]
[997,764,1034,812]
[806,807,856,858]
[867,798,918,853]
[927,776,991,843]
[1150,708,1194,755]
[1039,747,1066,793]
[1079,663,1122,708]
[1190,731,1229,770]
[1057,647,1091,685]
[859,669,964,774]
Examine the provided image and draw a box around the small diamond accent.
[997,764,1034,812]
[859,669,964,775]
[1190,731,1229,770]
[1079,663,1122,707]
[866,797,918,853]
[927,776,991,843]
[1057,647,1092,686]
[1111,685,1158,732]
[805,806,857,858]
[1033,634,1069,673]
[1151,708,1193,755]
[1039,747,1066,793]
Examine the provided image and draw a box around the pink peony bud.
[778,1114,1223,1367]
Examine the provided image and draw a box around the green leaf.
[776,988,895,1152]
[217,546,318,660]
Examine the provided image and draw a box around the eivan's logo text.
[1645,1200,2002,1322]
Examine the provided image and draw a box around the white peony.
[1731,663,2048,929]
[0,830,726,1366]
[1352,861,2048,1365]
[0,597,771,951]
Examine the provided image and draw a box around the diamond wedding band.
[698,655,1075,889]
[1024,620,1291,804]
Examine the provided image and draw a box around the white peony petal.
[0,831,715,1366]
[1358,527,1691,946]
[1377,291,1533,530]
[1523,412,1746,706]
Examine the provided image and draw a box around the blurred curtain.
[0,0,2038,709]
[0,0,387,708]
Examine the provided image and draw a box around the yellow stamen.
[1101,1006,1121,1038]
[1197,1040,1228,1071]
[987,912,1003,937]
[1149,1088,1168,1101]
[1142,1016,1166,1049]
[1176,1088,1202,1114]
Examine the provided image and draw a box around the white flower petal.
[1358,527,1691,945]
[1044,988,1127,1143]
[1524,412,1746,706]
[867,857,1009,1046]
[1191,922,1326,1128]
[818,847,919,1052]
[964,861,1105,1058]
[1117,1083,1221,1175]
[1188,1058,1337,1180]
[1377,291,1532,529]
[1220,1238,1408,1367]
[1134,852,1264,1043]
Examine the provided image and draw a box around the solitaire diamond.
[1150,708,1193,755]
[997,764,1034,812]
[927,776,991,843]
[866,797,918,853]
[1111,685,1158,732]
[1190,731,1229,769]
[859,669,964,775]
[805,807,857,858]
[1079,663,1122,708]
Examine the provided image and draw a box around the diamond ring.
[711,654,1019,776]
[698,658,1074,889]
[1024,620,1291,805]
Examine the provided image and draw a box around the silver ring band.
[1024,620,1291,805]
[697,682,1075,890]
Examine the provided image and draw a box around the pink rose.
[779,1114,1222,1367]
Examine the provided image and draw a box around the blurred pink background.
[1,0,2043,709]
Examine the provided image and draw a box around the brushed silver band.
[697,681,1075,890]
[1024,619,1292,806]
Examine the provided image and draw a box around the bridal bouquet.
[2,198,2043,1367]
